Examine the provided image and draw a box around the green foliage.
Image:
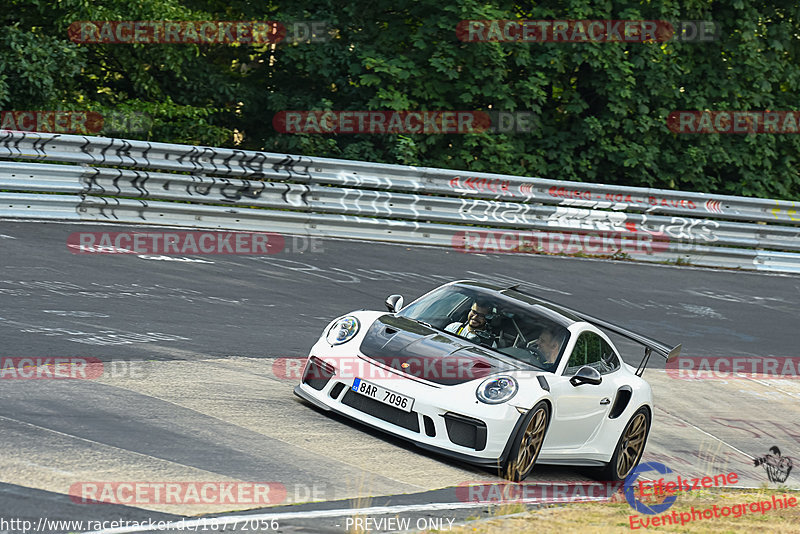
[2,0,799,199]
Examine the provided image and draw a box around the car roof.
[450,280,581,327]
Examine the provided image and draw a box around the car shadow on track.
[293,395,595,484]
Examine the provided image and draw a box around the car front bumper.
[294,352,529,467]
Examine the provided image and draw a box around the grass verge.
[440,487,800,533]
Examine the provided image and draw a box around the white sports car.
[294,281,680,481]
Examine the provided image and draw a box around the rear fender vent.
[609,386,633,419]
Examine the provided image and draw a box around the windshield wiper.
[413,319,437,330]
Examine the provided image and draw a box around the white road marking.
[680,304,724,319]
[0,414,198,468]
[42,310,110,318]
[15,459,76,476]
[137,255,214,264]
[67,244,135,253]
[655,406,754,460]
[83,498,613,534]
[739,375,800,399]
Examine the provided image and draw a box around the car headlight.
[476,376,518,404]
[326,316,360,345]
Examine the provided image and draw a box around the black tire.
[501,401,550,482]
[600,407,651,481]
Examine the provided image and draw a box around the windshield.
[397,285,571,372]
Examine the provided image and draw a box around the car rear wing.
[572,313,682,377]
[507,288,682,376]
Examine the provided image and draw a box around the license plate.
[351,378,415,413]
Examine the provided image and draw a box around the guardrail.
[1,130,799,273]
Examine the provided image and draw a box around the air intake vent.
[423,415,436,437]
[341,390,420,432]
[302,357,335,391]
[329,382,346,399]
[443,412,487,450]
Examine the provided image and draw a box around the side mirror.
[569,366,602,387]
[385,294,404,313]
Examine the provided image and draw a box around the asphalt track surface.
[1,220,799,533]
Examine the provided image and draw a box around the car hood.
[358,315,518,385]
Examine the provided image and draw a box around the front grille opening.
[423,415,436,437]
[444,412,487,451]
[341,390,420,432]
[329,382,346,399]
[302,356,335,391]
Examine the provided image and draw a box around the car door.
[542,330,621,450]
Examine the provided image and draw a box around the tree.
[2,0,799,199]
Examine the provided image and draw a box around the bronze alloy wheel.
[616,412,648,479]
[506,403,549,481]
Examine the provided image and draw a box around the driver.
[445,299,496,346]
[527,327,562,365]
